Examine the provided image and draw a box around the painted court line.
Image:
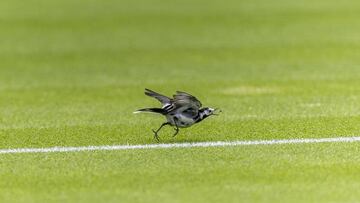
[1,136,360,154]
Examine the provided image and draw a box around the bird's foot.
[152,129,160,142]
[172,128,179,137]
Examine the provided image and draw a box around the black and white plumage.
[134,88,220,141]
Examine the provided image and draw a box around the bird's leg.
[172,117,180,137]
[152,122,170,141]
[173,125,179,137]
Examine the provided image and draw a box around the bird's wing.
[180,106,199,117]
[144,88,172,106]
[172,91,202,109]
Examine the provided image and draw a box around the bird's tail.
[133,108,167,115]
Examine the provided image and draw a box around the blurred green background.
[2,0,360,202]
[2,0,360,147]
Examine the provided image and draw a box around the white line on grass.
[1,136,360,154]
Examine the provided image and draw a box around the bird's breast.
[167,114,196,128]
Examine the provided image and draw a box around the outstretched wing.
[172,91,202,110]
[144,88,171,106]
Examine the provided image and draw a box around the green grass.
[2,0,360,202]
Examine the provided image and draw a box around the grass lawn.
[2,0,360,202]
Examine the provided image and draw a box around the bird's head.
[200,107,222,119]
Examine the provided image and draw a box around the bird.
[134,88,221,141]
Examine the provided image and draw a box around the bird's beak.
[212,108,222,116]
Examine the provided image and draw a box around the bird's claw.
[172,128,179,137]
[152,129,160,142]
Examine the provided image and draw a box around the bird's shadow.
[152,135,213,144]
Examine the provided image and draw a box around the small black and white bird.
[134,88,220,141]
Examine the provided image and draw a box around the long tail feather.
[133,108,167,115]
